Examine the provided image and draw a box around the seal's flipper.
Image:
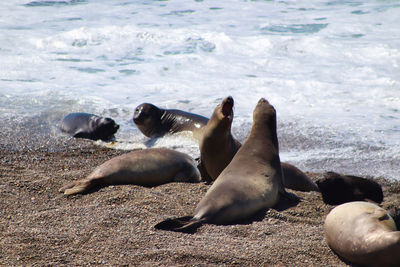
[59,179,92,195]
[73,131,89,139]
[280,190,301,202]
[154,216,204,233]
[59,182,75,193]
[195,157,213,184]
[278,168,300,202]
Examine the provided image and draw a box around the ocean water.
[1,0,399,180]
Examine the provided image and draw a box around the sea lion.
[324,201,400,266]
[61,112,119,141]
[316,171,383,205]
[198,97,317,192]
[59,148,200,195]
[199,96,241,182]
[133,103,209,141]
[155,98,298,233]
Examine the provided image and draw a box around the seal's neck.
[247,119,279,154]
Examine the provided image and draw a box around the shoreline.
[1,140,399,266]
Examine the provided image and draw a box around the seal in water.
[59,148,200,195]
[198,97,318,191]
[133,103,209,141]
[324,201,400,266]
[60,112,119,141]
[316,171,383,205]
[155,98,298,233]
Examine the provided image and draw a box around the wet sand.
[1,137,399,266]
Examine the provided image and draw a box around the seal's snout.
[133,116,140,124]
[258,98,269,105]
[222,96,234,117]
[133,107,143,124]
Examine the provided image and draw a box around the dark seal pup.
[155,98,298,233]
[133,103,209,141]
[59,148,200,195]
[324,201,400,266]
[61,112,119,141]
[316,171,383,205]
[198,96,318,191]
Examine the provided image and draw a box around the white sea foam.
[0,0,399,179]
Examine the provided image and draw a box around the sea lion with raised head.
[198,97,318,191]
[198,96,241,182]
[324,201,400,266]
[133,103,209,141]
[61,112,119,141]
[316,171,383,205]
[59,148,200,195]
[155,98,298,233]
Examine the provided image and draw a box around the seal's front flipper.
[281,190,301,202]
[73,131,90,139]
[195,157,213,184]
[154,216,204,233]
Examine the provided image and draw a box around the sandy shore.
[1,138,399,266]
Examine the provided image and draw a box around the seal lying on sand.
[61,112,119,141]
[59,148,200,195]
[133,103,209,141]
[198,96,318,192]
[324,201,400,266]
[316,171,383,205]
[155,98,298,233]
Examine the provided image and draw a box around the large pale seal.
[61,112,119,141]
[324,201,400,266]
[155,98,298,232]
[198,96,318,192]
[133,103,209,141]
[316,171,383,205]
[59,148,200,195]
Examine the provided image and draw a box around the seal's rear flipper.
[154,216,204,233]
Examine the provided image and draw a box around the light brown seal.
[324,201,400,266]
[198,96,241,182]
[59,148,200,195]
[198,97,318,192]
[155,98,298,232]
[133,103,209,141]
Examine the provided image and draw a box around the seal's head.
[91,116,119,141]
[254,98,276,123]
[220,96,234,120]
[209,96,234,131]
[251,98,277,140]
[133,103,164,137]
